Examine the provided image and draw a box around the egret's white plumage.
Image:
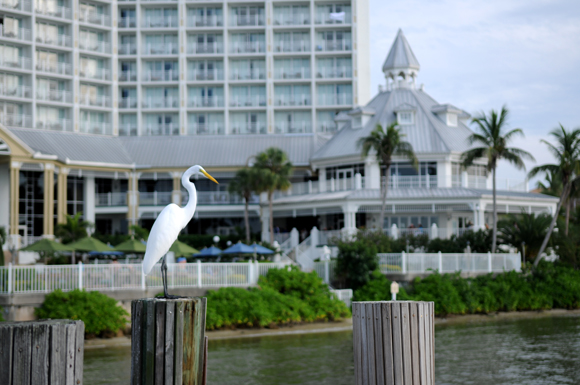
[142,165,217,276]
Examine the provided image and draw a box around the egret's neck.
[182,172,197,224]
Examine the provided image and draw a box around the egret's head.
[185,165,218,184]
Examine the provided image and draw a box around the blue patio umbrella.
[221,242,255,255]
[250,243,274,255]
[193,246,222,258]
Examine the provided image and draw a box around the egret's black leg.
[161,255,182,299]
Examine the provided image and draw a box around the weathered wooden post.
[131,297,207,385]
[352,301,435,385]
[0,319,85,385]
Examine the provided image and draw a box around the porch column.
[365,158,381,189]
[478,203,486,230]
[57,167,69,224]
[43,163,55,238]
[342,204,358,230]
[9,161,21,245]
[318,167,326,192]
[84,175,95,231]
[127,172,140,228]
[172,172,182,204]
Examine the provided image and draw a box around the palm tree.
[228,168,261,242]
[55,212,90,244]
[253,148,293,243]
[461,106,534,253]
[529,125,580,266]
[498,212,551,264]
[0,226,6,266]
[358,123,417,232]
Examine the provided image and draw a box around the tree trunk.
[244,196,251,243]
[565,197,571,236]
[380,166,389,234]
[534,183,571,267]
[491,167,497,253]
[268,191,274,244]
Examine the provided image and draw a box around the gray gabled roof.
[382,29,420,72]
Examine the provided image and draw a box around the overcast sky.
[368,0,580,183]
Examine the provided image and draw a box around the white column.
[365,159,381,189]
[84,175,96,231]
[318,167,327,192]
[290,227,299,248]
[310,226,319,246]
[461,171,468,188]
[0,162,9,232]
[437,161,452,188]
[354,173,362,190]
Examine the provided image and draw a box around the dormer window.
[397,111,413,125]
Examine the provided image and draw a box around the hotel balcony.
[79,94,111,108]
[229,69,266,81]
[35,88,72,103]
[192,123,225,135]
[316,66,352,79]
[275,68,310,80]
[142,43,178,55]
[36,34,72,48]
[0,85,31,99]
[142,124,179,136]
[79,67,110,81]
[118,124,138,136]
[142,16,178,29]
[35,3,71,19]
[315,40,352,52]
[119,43,137,55]
[275,122,312,134]
[0,26,31,42]
[186,15,223,28]
[229,41,266,54]
[140,191,172,206]
[119,70,137,82]
[119,17,137,28]
[315,12,352,25]
[229,14,265,27]
[79,11,111,27]
[187,42,223,55]
[230,123,266,135]
[188,69,224,81]
[0,113,31,128]
[119,97,137,109]
[0,55,31,70]
[387,175,438,189]
[79,40,111,54]
[317,93,352,106]
[273,14,310,26]
[317,122,337,134]
[36,119,72,132]
[195,191,257,205]
[274,94,311,107]
[274,40,310,53]
[229,95,266,108]
[188,96,224,108]
[96,192,127,207]
[142,96,178,109]
[2,0,32,13]
[141,70,179,82]
[36,61,72,76]
[80,121,112,135]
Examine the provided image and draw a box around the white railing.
[142,96,179,109]
[140,191,172,206]
[275,68,310,80]
[96,192,127,207]
[191,123,225,135]
[142,70,179,82]
[230,123,267,135]
[141,16,178,28]
[274,40,310,53]
[36,61,72,75]
[79,122,112,135]
[36,33,72,48]
[119,70,137,82]
[316,66,352,79]
[274,14,309,25]
[142,124,179,136]
[184,191,258,205]
[79,11,111,27]
[36,119,72,132]
[79,40,111,54]
[317,93,352,106]
[451,175,528,192]
[188,69,224,81]
[274,122,312,134]
[187,15,223,27]
[142,43,178,55]
[36,88,71,103]
[315,39,352,52]
[119,43,137,55]
[229,41,265,54]
[274,94,311,106]
[188,96,224,108]
[119,97,138,109]
[378,252,521,274]
[187,42,223,55]
[229,95,266,108]
[313,260,337,284]
[229,14,265,27]
[79,94,111,108]
[119,17,137,28]
[35,3,71,19]
[0,26,31,41]
[315,14,352,25]
[2,0,32,12]
[79,67,110,81]
[387,175,438,189]
[0,55,31,70]
[229,69,266,81]
[330,289,353,308]
[0,113,32,128]
[1,85,31,99]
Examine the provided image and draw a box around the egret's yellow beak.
[201,169,219,184]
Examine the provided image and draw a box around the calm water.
[84,315,580,385]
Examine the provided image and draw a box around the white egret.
[142,165,218,298]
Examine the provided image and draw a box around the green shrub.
[35,290,129,337]
[0,306,5,322]
[336,240,378,291]
[411,272,467,316]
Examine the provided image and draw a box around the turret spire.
[382,29,420,89]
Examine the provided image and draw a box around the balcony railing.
[451,175,528,192]
[36,119,72,132]
[0,85,31,99]
[315,14,352,25]
[96,192,127,207]
[142,43,178,55]
[119,43,137,55]
[141,16,178,28]
[273,14,309,26]
[230,123,266,135]
[229,95,266,108]
[229,69,265,81]
[186,15,223,28]
[79,94,111,108]
[317,122,337,134]
[275,122,312,134]
[35,88,72,103]
[316,66,352,79]
[274,94,311,106]
[0,26,31,42]
[36,34,72,48]
[229,14,265,27]
[142,96,178,109]
[315,40,352,52]
[35,3,71,19]
[195,191,258,205]
[229,41,265,54]
[188,69,224,81]
[140,191,172,206]
[119,70,137,82]
[79,40,111,54]
[187,42,223,54]
[79,67,110,81]
[274,40,310,53]
[119,124,138,136]
[142,124,179,136]
[79,11,111,27]
[80,122,112,135]
[0,55,31,70]
[36,61,72,75]
[141,70,179,82]
[192,123,225,135]
[275,68,310,80]
[119,97,137,109]
[0,113,31,128]
[118,17,136,28]
[2,0,32,12]
[317,93,352,106]
[188,96,224,108]
[386,175,438,189]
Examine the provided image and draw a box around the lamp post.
[390,281,399,301]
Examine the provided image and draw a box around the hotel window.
[274,32,310,52]
[230,33,265,53]
[119,61,136,81]
[187,7,223,27]
[230,112,266,134]
[119,88,137,108]
[142,8,178,28]
[317,110,345,133]
[143,60,178,81]
[316,57,352,79]
[229,59,265,80]
[317,84,352,106]
[142,87,178,108]
[274,58,310,80]
[36,22,68,46]
[274,111,311,134]
[273,5,309,25]
[316,30,352,51]
[187,60,223,81]
[274,85,310,106]
[315,4,352,24]
[188,113,224,135]
[0,14,21,38]
[143,34,178,55]
[188,86,224,108]
[188,33,223,54]
[230,86,266,107]
[397,111,414,125]
[80,110,109,135]
[143,113,179,136]
[119,114,137,136]
[229,6,265,27]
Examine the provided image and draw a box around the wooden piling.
[352,301,435,385]
[0,319,85,385]
[131,297,207,385]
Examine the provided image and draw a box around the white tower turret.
[382,29,420,90]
